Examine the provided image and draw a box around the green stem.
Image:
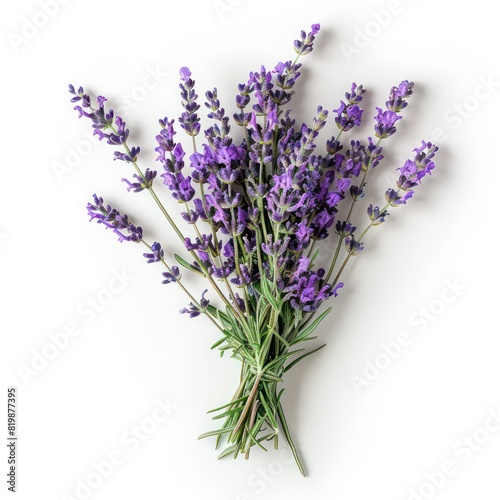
[324,137,383,284]
[277,400,306,476]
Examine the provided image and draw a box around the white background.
[1,0,499,499]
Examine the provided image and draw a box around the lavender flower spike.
[178,67,201,137]
[86,194,143,243]
[334,82,365,132]
[386,141,437,206]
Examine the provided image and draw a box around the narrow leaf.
[217,444,239,460]
[291,307,332,344]
[198,427,234,440]
[284,343,326,372]
[174,253,206,277]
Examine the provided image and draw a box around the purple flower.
[261,235,290,257]
[311,23,321,35]
[350,185,364,200]
[178,67,201,137]
[155,118,177,167]
[69,85,132,147]
[374,108,402,138]
[272,61,302,105]
[161,160,195,203]
[344,236,364,255]
[386,80,414,112]
[179,176,196,202]
[386,141,437,206]
[86,194,143,243]
[184,234,214,252]
[335,221,356,237]
[180,289,210,318]
[234,264,255,287]
[180,304,201,318]
[179,67,191,82]
[163,173,183,200]
[205,88,231,144]
[366,137,384,170]
[385,188,413,206]
[114,146,141,163]
[283,257,342,312]
[367,205,388,225]
[294,24,321,56]
[199,289,210,308]
[333,83,365,132]
[190,149,211,183]
[122,168,157,192]
[311,209,335,240]
[162,266,181,284]
[143,242,164,263]
[289,221,314,252]
[334,101,363,131]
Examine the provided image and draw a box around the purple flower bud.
[344,236,364,255]
[143,242,164,263]
[96,95,107,108]
[114,146,140,163]
[179,66,191,81]
[311,23,321,35]
[199,289,210,308]
[178,176,195,202]
[121,168,156,192]
[294,24,321,56]
[350,185,364,200]
[180,290,209,318]
[374,108,402,138]
[367,205,388,225]
[162,266,180,284]
[86,194,143,243]
[335,221,356,237]
[262,235,290,257]
[386,80,414,112]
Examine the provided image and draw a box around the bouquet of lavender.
[68,24,437,475]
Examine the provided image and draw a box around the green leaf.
[217,444,239,460]
[207,305,229,324]
[291,307,332,344]
[271,329,290,350]
[260,277,282,314]
[284,344,326,372]
[198,427,234,440]
[207,396,248,414]
[258,391,278,429]
[265,348,303,372]
[211,406,244,421]
[245,415,270,452]
[210,337,226,349]
[259,329,275,367]
[174,253,206,277]
[260,371,284,383]
[309,247,320,265]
